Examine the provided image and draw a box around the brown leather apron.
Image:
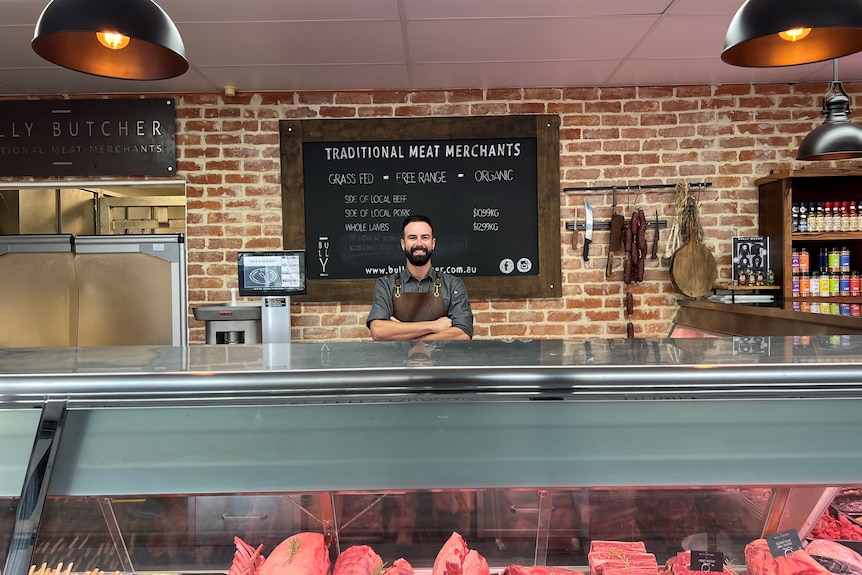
[392,273,447,322]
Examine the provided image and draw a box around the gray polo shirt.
[366,268,474,338]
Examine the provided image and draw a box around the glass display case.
[2,338,862,575]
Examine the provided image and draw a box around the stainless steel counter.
[1,338,862,575]
[2,337,862,406]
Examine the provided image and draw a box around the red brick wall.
[6,83,853,342]
[179,83,855,343]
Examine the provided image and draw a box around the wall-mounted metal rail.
[563,182,712,193]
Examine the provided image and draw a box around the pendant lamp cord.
[824,59,851,115]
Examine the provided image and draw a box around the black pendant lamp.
[722,0,862,67]
[32,0,188,81]
[797,60,862,161]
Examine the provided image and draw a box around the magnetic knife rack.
[563,181,712,230]
[567,219,667,231]
[562,182,712,193]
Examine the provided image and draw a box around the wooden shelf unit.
[756,168,862,313]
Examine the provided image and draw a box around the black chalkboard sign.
[280,115,561,302]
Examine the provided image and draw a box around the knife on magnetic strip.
[583,200,593,261]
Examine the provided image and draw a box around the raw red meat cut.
[810,513,862,541]
[259,532,331,575]
[333,546,383,575]
[501,565,586,575]
[228,536,266,575]
[603,567,660,575]
[383,558,415,575]
[805,539,862,575]
[588,540,658,575]
[433,533,469,575]
[745,538,832,575]
[462,550,489,575]
[590,542,648,553]
[664,550,734,575]
[432,532,489,575]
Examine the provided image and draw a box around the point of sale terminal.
[193,250,307,345]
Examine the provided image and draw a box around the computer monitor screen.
[237,250,307,296]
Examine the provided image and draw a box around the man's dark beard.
[405,247,432,266]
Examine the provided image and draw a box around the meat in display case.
[2,338,862,575]
[2,487,775,573]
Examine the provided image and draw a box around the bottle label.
[840,252,851,271]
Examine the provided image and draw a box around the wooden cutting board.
[670,239,717,297]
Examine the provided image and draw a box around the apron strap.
[395,270,440,297]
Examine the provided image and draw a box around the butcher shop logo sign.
[0,98,176,177]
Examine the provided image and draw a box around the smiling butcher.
[366,215,473,341]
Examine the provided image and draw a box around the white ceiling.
[2,0,862,96]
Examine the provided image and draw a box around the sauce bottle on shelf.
[840,272,851,296]
[792,203,799,232]
[841,201,850,231]
[799,202,808,232]
[810,271,821,297]
[840,246,850,273]
[824,201,833,232]
[851,201,859,231]
[819,247,829,272]
[833,201,842,231]
[820,272,832,297]
[791,248,800,275]
[828,247,840,273]
[800,272,810,296]
[830,273,841,297]
[851,271,860,296]
[799,247,809,273]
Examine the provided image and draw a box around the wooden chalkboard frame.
[280,115,561,302]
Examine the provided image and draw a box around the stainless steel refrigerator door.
[0,236,76,347]
[74,235,188,346]
[0,234,187,347]
[75,252,174,346]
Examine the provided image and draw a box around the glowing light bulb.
[778,27,812,42]
[96,31,131,50]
